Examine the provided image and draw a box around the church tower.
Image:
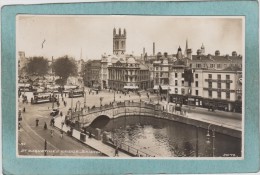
[113,28,126,55]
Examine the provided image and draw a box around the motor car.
[50,108,59,116]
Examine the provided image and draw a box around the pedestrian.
[36,118,39,127]
[18,122,21,130]
[60,130,63,138]
[61,120,64,129]
[89,131,92,138]
[44,122,47,130]
[52,117,55,126]
[50,129,54,137]
[60,111,63,117]
[23,107,26,113]
[115,146,119,157]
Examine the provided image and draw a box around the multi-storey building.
[18,51,28,77]
[108,55,149,91]
[83,60,101,88]
[169,64,189,103]
[188,50,242,70]
[100,55,109,89]
[168,67,242,112]
[153,53,171,92]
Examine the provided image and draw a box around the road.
[18,88,242,156]
[18,88,153,157]
[18,94,105,157]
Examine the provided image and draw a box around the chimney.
[153,42,155,56]
[143,47,145,56]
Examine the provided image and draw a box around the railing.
[104,139,156,157]
[69,100,187,126]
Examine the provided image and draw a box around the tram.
[31,93,57,104]
[68,89,84,98]
[18,83,33,92]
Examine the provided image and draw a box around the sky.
[17,15,243,60]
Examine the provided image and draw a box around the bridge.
[65,100,241,138]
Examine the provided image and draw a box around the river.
[92,115,241,157]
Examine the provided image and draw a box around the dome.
[232,51,237,56]
[215,50,220,56]
[127,57,136,64]
[197,49,202,55]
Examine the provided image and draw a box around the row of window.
[194,63,242,69]
[208,91,230,99]
[194,74,230,80]
[208,82,230,89]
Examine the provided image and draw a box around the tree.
[25,56,49,76]
[52,55,78,85]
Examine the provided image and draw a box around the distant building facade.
[83,60,101,88]
[18,51,28,77]
[108,55,149,91]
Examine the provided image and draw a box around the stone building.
[108,55,149,91]
[18,51,28,77]
[83,60,101,88]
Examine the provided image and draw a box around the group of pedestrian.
[41,118,64,138]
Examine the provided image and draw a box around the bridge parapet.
[66,101,241,138]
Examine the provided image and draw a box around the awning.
[124,86,139,89]
[153,85,159,90]
[161,85,169,90]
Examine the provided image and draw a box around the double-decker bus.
[31,93,57,104]
[68,89,84,98]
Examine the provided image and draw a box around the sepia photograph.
[16,15,244,158]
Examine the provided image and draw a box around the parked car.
[50,108,59,116]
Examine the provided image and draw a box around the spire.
[113,28,116,36]
[201,43,205,49]
[185,39,188,57]
[124,28,126,36]
[201,43,205,55]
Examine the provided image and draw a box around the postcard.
[1,1,259,174]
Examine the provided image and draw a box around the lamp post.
[206,124,216,157]
[100,97,103,108]
[83,87,86,108]
[167,86,171,112]
[70,90,73,120]
[114,90,115,102]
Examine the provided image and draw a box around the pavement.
[141,99,242,131]
[18,95,105,157]
[18,88,151,157]
[54,116,131,157]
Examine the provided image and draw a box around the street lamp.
[206,124,216,157]
[83,87,86,108]
[114,90,115,102]
[100,97,103,107]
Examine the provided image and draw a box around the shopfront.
[202,99,230,111]
[169,94,185,105]
[186,96,203,107]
